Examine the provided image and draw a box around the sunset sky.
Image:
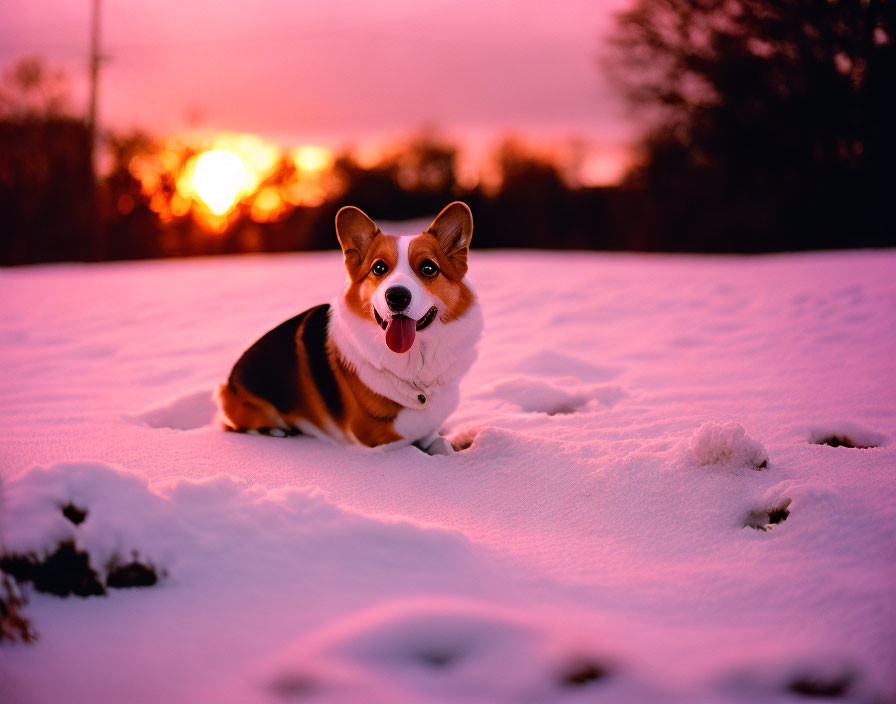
[0,0,637,183]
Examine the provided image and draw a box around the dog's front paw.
[424,436,455,456]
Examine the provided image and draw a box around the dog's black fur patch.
[302,304,344,419]
[228,305,344,420]
[229,310,308,414]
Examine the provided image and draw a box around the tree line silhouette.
[1,108,634,265]
[1,0,892,265]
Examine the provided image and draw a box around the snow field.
[1,248,894,703]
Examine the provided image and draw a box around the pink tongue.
[385,315,416,353]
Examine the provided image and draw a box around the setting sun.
[185,149,256,215]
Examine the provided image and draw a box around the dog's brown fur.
[217,305,403,445]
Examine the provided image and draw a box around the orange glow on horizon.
[123,130,630,235]
[250,186,285,223]
[291,145,334,173]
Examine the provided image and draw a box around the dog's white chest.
[392,383,460,442]
[329,283,482,449]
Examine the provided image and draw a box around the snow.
[130,388,218,431]
[1,248,895,703]
[804,421,888,450]
[684,421,769,469]
[474,376,625,415]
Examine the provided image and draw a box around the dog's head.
[336,202,475,354]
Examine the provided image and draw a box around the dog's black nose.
[385,286,412,313]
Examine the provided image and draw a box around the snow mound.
[719,651,867,703]
[805,422,887,449]
[0,462,171,567]
[745,480,841,533]
[512,349,619,383]
[130,388,217,430]
[0,462,478,599]
[685,421,769,469]
[743,478,857,531]
[479,376,624,415]
[743,497,792,531]
[261,598,618,704]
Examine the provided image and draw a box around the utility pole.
[86,0,102,175]
[86,0,104,261]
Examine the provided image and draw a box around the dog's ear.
[336,206,380,275]
[425,202,473,277]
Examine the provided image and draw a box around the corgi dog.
[217,202,483,455]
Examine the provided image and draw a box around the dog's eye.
[371,260,389,276]
[419,259,439,278]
